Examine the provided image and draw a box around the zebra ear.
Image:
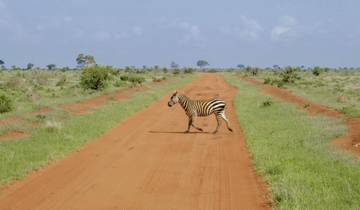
[173,90,178,96]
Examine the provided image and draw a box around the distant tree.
[237,64,245,69]
[11,65,18,70]
[273,65,280,70]
[170,61,179,69]
[46,64,56,70]
[154,65,159,70]
[76,53,96,68]
[197,60,209,69]
[26,63,34,70]
[0,60,4,70]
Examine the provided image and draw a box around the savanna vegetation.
[0,66,197,186]
[234,66,360,117]
[225,74,360,210]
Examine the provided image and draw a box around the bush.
[56,75,67,87]
[264,77,272,84]
[312,66,322,76]
[80,66,110,90]
[245,67,259,76]
[152,76,166,82]
[114,80,126,87]
[120,75,129,81]
[261,97,273,107]
[173,69,180,75]
[280,67,301,83]
[128,75,145,86]
[0,93,13,113]
[184,68,194,74]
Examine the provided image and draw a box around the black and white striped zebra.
[167,90,233,134]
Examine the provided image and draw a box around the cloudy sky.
[0,0,359,68]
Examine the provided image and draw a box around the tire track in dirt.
[0,74,269,210]
[240,77,360,155]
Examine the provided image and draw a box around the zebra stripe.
[168,92,233,134]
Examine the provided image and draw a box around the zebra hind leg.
[213,114,222,134]
[221,111,233,132]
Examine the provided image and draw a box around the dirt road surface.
[0,74,268,210]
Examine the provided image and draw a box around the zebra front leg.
[185,117,192,133]
[191,117,203,132]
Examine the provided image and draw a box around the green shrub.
[120,75,129,81]
[280,67,301,83]
[114,80,126,87]
[312,66,322,76]
[152,76,166,82]
[264,77,272,84]
[0,93,13,113]
[128,75,145,86]
[80,66,110,90]
[245,66,259,76]
[173,69,180,75]
[184,68,194,74]
[261,97,273,107]
[56,76,67,87]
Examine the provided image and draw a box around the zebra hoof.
[228,128,233,132]
[184,130,190,133]
[198,128,203,132]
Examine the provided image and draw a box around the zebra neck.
[178,94,190,110]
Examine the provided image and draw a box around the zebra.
[167,90,233,134]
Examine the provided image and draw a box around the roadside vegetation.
[235,67,360,117]
[0,73,196,186]
[225,74,360,209]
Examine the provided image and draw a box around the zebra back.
[178,94,226,117]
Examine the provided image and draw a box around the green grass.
[252,70,360,117]
[225,74,360,210]
[0,69,180,119]
[0,74,197,187]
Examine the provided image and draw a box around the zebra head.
[168,90,179,107]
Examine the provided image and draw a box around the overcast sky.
[1,0,359,68]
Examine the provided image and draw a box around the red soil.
[0,131,29,142]
[0,74,269,210]
[241,77,360,155]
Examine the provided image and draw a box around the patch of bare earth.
[0,74,269,210]
[240,77,360,155]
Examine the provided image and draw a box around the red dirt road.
[0,75,268,210]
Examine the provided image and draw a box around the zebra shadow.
[148,130,211,134]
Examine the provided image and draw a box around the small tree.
[0,60,4,70]
[170,61,179,69]
[27,63,34,70]
[76,53,96,68]
[237,64,245,69]
[273,65,281,70]
[197,60,209,69]
[47,64,56,70]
